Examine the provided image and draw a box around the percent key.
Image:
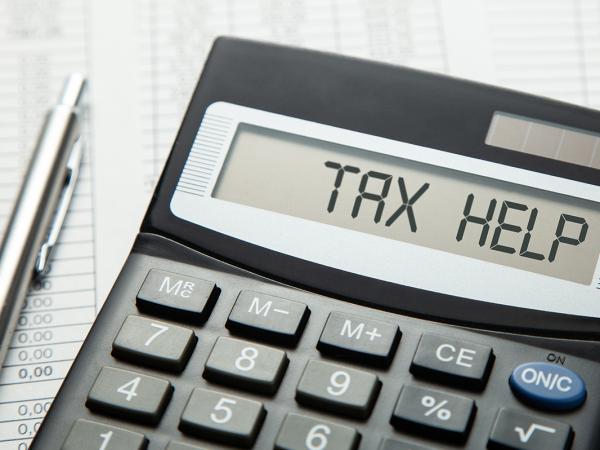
[391,385,476,443]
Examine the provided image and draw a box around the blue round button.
[509,362,586,411]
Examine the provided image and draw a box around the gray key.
[488,408,573,450]
[275,413,360,450]
[318,312,400,367]
[112,315,196,372]
[62,419,147,450]
[391,385,475,442]
[378,437,436,450]
[86,366,172,425]
[166,442,208,450]
[137,269,218,323]
[296,360,381,419]
[410,334,494,390]
[203,336,288,395]
[180,388,266,447]
[227,290,309,346]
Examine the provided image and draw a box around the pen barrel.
[0,106,81,366]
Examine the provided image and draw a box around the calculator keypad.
[227,290,310,346]
[179,388,266,447]
[318,311,400,367]
[390,385,476,442]
[46,260,598,450]
[61,419,148,450]
[86,366,173,425]
[296,360,381,419]
[112,315,196,372]
[203,336,289,395]
[275,413,361,450]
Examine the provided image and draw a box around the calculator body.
[32,38,600,450]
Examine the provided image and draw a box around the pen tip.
[59,73,87,107]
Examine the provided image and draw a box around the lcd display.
[213,124,600,285]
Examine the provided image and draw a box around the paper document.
[0,0,598,447]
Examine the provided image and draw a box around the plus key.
[366,328,382,341]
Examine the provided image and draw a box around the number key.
[112,315,196,372]
[203,336,288,395]
[86,366,172,425]
[179,388,266,447]
[296,360,381,419]
[275,413,360,450]
[62,419,147,450]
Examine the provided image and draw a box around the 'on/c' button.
[410,334,494,390]
[509,362,586,411]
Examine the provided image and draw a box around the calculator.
[31,37,600,450]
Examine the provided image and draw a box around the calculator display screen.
[213,124,600,285]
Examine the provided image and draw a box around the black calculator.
[31,38,600,450]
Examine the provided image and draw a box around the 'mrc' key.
[137,269,219,323]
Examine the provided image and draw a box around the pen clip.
[34,138,83,277]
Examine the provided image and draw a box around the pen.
[0,74,86,367]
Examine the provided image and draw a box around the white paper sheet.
[0,0,598,447]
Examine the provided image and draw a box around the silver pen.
[0,74,86,367]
